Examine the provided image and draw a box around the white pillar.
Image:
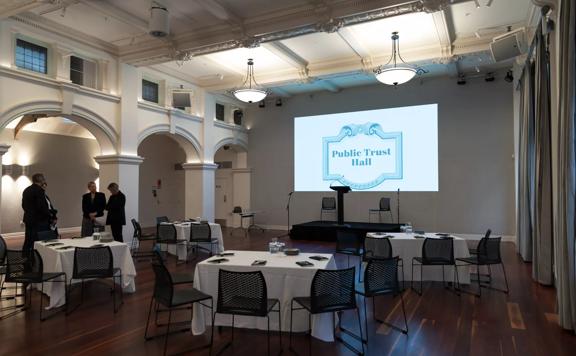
[203,94,216,162]
[0,144,10,233]
[95,154,143,244]
[231,168,252,228]
[0,22,12,68]
[182,163,217,222]
[118,63,139,155]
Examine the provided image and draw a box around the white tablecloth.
[365,232,471,284]
[191,250,337,341]
[160,222,224,261]
[34,238,137,308]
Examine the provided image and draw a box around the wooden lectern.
[330,185,351,225]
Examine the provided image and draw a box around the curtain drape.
[533,24,554,285]
[554,0,576,332]
[517,61,536,262]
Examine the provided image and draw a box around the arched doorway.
[0,116,102,234]
[213,143,250,227]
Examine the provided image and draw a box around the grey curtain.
[555,0,576,332]
[517,62,536,262]
[533,24,554,285]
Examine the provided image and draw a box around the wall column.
[95,154,143,244]
[182,163,217,222]
[0,144,11,233]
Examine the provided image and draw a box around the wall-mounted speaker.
[490,29,526,62]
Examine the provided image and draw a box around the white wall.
[0,129,99,233]
[246,76,516,236]
[138,134,186,227]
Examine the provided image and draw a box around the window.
[215,103,225,121]
[15,39,48,74]
[233,109,243,125]
[70,56,97,88]
[142,79,159,103]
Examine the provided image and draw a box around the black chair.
[411,238,459,296]
[363,237,404,288]
[336,228,364,282]
[68,246,123,314]
[2,250,66,321]
[469,229,491,255]
[187,222,218,259]
[153,250,194,285]
[156,216,170,224]
[320,197,336,221]
[290,267,364,356]
[456,236,509,297]
[356,257,407,342]
[131,218,156,259]
[156,223,185,262]
[231,206,264,237]
[145,263,213,356]
[0,235,19,308]
[368,197,393,223]
[212,270,281,356]
[37,230,58,241]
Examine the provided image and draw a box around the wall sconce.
[2,164,28,178]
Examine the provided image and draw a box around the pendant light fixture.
[374,32,419,86]
[233,58,268,103]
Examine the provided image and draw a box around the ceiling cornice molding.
[10,12,118,55]
[0,0,46,19]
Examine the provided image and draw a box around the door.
[215,177,231,226]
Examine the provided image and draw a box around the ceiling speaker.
[489,29,526,62]
[149,5,169,38]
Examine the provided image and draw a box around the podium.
[330,185,351,225]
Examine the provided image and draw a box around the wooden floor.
[1,228,575,356]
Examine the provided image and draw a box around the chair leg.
[289,300,294,352]
[501,263,510,294]
[210,312,217,356]
[477,264,482,297]
[278,305,282,354]
[363,297,369,343]
[163,309,172,356]
[308,313,312,356]
[400,293,409,334]
[356,307,365,354]
[144,296,155,340]
[267,315,271,356]
[39,282,45,321]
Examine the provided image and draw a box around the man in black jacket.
[22,173,51,253]
[105,182,126,242]
[81,181,106,237]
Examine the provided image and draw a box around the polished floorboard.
[1,228,575,356]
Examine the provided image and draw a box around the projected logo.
[322,122,403,190]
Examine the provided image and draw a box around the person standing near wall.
[21,173,51,253]
[81,181,106,237]
[105,182,126,242]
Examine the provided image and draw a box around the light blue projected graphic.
[322,122,403,190]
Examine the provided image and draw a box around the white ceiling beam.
[0,0,55,18]
[431,9,453,60]
[262,42,308,70]
[79,0,148,33]
[316,79,340,93]
[193,0,243,27]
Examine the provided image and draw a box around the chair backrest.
[421,238,454,264]
[5,249,44,282]
[0,235,7,265]
[131,218,140,238]
[156,216,170,224]
[190,223,211,242]
[336,228,363,254]
[379,197,391,211]
[310,267,356,313]
[364,257,400,296]
[151,262,174,307]
[217,269,268,317]
[37,230,57,241]
[477,236,502,264]
[232,206,243,214]
[364,237,392,260]
[157,223,177,242]
[322,197,336,210]
[73,246,114,279]
[484,229,492,239]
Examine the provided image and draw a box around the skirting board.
[2,226,81,240]
[260,224,516,244]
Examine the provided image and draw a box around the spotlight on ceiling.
[258,100,266,108]
[149,3,170,38]
[505,70,514,83]
[275,98,282,107]
[457,74,466,85]
[485,72,495,82]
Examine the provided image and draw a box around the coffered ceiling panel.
[280,32,356,63]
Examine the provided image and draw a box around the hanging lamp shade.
[374,32,420,86]
[233,58,268,103]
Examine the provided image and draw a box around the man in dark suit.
[105,182,126,242]
[81,181,106,237]
[22,173,51,253]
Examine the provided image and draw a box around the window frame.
[14,38,49,75]
[142,78,160,104]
